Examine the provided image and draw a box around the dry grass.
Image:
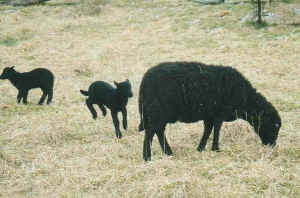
[0,0,299,197]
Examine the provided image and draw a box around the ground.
[0,0,299,197]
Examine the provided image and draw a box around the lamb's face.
[257,110,281,147]
[0,66,14,80]
[114,79,133,98]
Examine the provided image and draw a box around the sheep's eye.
[275,123,280,128]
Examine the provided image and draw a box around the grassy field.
[0,0,299,197]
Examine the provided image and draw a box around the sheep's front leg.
[121,108,127,130]
[111,111,122,138]
[86,99,97,120]
[197,120,213,152]
[212,120,223,151]
[17,90,25,104]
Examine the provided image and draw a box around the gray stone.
[10,0,51,6]
[192,0,225,5]
[293,8,300,15]
[241,12,280,25]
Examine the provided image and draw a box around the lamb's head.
[252,107,281,147]
[114,79,133,98]
[0,66,16,80]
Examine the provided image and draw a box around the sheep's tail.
[80,90,89,96]
[138,80,145,132]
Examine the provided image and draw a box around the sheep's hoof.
[93,116,97,120]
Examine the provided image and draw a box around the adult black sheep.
[138,62,281,161]
[0,66,54,105]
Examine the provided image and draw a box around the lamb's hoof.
[143,156,151,162]
[197,147,205,152]
[116,132,122,139]
[212,147,220,152]
[138,124,144,132]
[93,116,97,120]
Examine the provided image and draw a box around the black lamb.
[0,66,54,105]
[138,62,281,161]
[80,79,133,139]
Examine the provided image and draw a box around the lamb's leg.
[156,124,173,156]
[86,99,97,120]
[143,128,155,161]
[22,90,29,104]
[17,90,23,104]
[121,108,127,130]
[111,111,122,138]
[46,89,53,104]
[38,89,47,105]
[212,120,223,151]
[97,104,107,116]
[197,120,213,152]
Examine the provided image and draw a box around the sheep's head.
[114,79,133,98]
[252,108,281,147]
[0,66,15,80]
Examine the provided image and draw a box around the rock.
[293,8,300,15]
[241,12,280,25]
[192,0,225,5]
[10,0,51,6]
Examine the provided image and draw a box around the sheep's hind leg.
[22,91,29,104]
[86,99,97,120]
[111,111,122,138]
[38,89,47,105]
[46,89,53,104]
[97,104,107,116]
[197,120,213,152]
[143,128,155,161]
[156,124,173,156]
[212,120,223,152]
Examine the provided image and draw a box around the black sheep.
[0,66,54,105]
[138,62,281,161]
[80,80,133,138]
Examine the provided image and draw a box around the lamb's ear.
[10,66,15,69]
[114,81,119,87]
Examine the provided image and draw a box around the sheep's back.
[20,68,54,89]
[139,62,255,124]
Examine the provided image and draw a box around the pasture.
[0,0,299,197]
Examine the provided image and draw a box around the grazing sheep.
[0,66,54,105]
[138,62,281,161]
[80,80,133,138]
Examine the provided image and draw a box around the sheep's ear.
[114,81,119,87]
[10,66,15,69]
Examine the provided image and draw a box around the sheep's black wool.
[138,62,281,161]
[0,66,54,105]
[80,80,133,139]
